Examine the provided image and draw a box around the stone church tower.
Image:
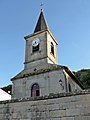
[11,10,84,99]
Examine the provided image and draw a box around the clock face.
[32,38,40,47]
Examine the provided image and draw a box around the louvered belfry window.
[51,42,54,56]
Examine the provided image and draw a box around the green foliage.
[75,69,90,89]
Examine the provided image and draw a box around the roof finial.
[40,1,44,11]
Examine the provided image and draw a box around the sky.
[0,0,90,87]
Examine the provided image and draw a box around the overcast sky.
[0,0,90,87]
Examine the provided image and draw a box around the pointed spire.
[34,10,48,33]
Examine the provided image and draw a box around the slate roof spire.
[34,10,48,33]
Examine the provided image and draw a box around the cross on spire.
[40,1,44,11]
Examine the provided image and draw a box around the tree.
[75,69,90,89]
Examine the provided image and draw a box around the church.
[0,9,90,120]
[11,10,84,99]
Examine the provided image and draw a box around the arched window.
[51,42,54,56]
[31,83,40,97]
[68,84,72,92]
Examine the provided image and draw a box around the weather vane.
[40,1,44,11]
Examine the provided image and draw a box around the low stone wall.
[0,91,90,120]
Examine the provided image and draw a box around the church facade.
[11,10,84,99]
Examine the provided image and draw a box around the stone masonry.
[0,91,90,120]
[2,10,87,120]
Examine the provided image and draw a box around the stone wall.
[12,69,67,99]
[12,66,82,99]
[0,91,90,120]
